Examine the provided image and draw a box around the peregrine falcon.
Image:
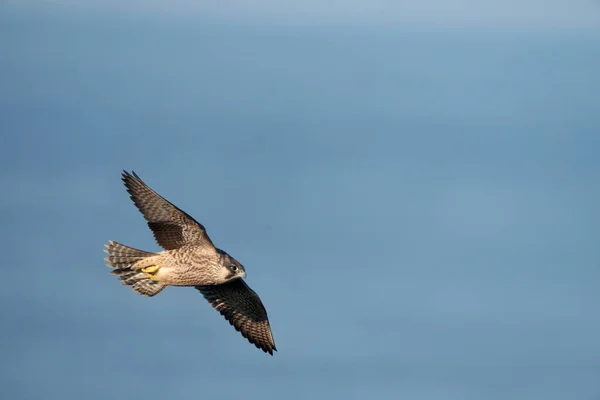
[104,171,276,355]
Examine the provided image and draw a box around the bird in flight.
[104,171,276,355]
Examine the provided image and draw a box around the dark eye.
[230,265,238,272]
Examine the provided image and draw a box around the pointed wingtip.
[121,170,130,184]
[122,170,144,184]
[264,345,277,356]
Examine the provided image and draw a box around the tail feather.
[133,280,165,297]
[104,240,165,297]
[104,240,153,269]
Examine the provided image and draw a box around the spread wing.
[121,170,215,251]
[195,278,277,355]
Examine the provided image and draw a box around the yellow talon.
[142,265,160,273]
[142,265,160,280]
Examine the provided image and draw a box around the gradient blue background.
[1,3,600,399]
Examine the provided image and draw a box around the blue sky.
[10,0,600,29]
[1,3,600,400]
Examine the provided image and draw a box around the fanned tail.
[104,240,166,297]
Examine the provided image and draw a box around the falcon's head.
[216,249,246,282]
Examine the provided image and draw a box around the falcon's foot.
[142,265,161,281]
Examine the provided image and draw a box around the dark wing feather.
[195,279,277,355]
[121,170,215,251]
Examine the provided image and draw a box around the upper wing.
[122,170,215,251]
[195,278,277,355]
